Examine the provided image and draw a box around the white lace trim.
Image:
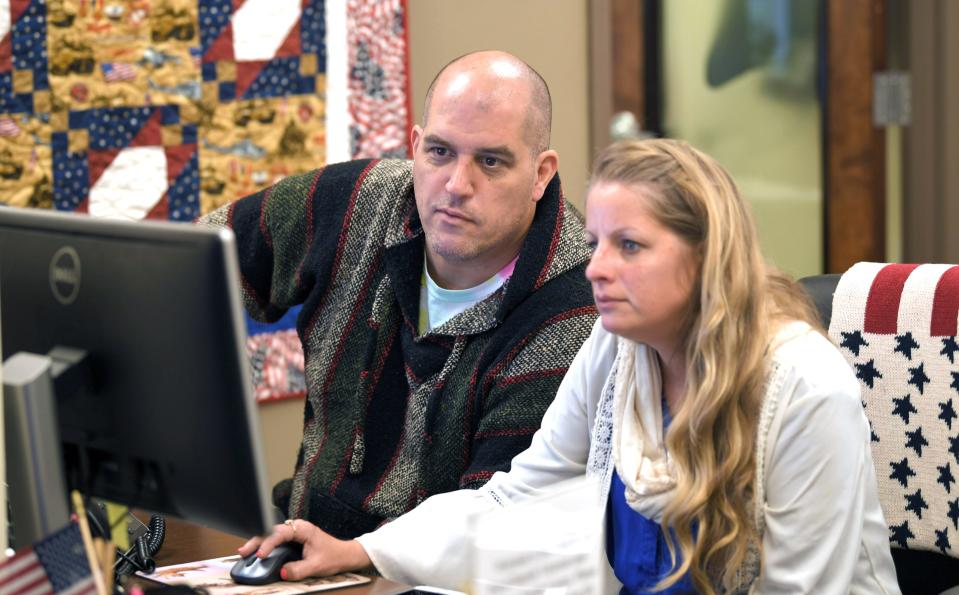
[586,347,620,506]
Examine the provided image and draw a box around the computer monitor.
[0,206,272,547]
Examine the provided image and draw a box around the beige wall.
[258,398,305,489]
[407,0,592,209]
[903,0,959,263]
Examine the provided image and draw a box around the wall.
[258,398,304,489]
[255,1,592,490]
[903,0,959,263]
[407,0,592,209]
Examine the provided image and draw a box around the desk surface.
[147,515,410,595]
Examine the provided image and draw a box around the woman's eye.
[621,239,640,252]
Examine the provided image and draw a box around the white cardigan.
[357,320,901,594]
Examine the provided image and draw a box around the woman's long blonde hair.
[589,139,820,593]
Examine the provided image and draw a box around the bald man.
[204,51,596,549]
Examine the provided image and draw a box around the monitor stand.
[2,349,79,549]
[3,348,163,575]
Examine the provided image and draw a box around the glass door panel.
[661,0,822,277]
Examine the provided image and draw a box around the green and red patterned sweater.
[202,158,597,538]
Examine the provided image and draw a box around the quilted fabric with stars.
[830,262,959,559]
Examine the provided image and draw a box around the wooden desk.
[143,515,410,595]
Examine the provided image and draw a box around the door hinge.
[874,71,911,127]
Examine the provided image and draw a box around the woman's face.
[584,181,700,352]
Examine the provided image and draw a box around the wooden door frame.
[589,0,658,153]
[824,0,887,272]
[593,0,887,274]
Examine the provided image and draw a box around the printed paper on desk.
[143,555,370,594]
[468,476,605,595]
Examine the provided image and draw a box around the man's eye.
[482,156,499,168]
[428,147,448,157]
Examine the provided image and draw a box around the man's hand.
[238,519,373,581]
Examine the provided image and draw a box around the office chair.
[800,264,959,595]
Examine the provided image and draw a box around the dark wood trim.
[825,0,887,273]
[611,0,644,122]
[640,0,662,136]
[589,0,648,154]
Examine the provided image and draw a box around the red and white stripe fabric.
[829,262,959,558]
[247,328,307,402]
[0,524,97,595]
[0,551,95,595]
[346,0,410,159]
[0,551,51,595]
[325,0,410,164]
[832,263,959,337]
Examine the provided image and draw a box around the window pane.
[662,0,822,277]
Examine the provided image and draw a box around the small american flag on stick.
[0,523,97,595]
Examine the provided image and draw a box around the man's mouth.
[435,207,471,222]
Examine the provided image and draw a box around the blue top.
[606,400,695,594]
[606,472,696,594]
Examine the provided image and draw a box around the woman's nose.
[585,244,609,282]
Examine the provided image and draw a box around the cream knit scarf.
[611,337,677,522]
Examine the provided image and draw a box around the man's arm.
[198,159,379,323]
[199,171,319,322]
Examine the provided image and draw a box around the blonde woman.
[243,140,901,594]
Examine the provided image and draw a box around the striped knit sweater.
[202,159,597,538]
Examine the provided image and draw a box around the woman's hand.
[238,519,373,581]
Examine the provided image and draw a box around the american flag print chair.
[804,262,959,594]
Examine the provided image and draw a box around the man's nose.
[445,158,474,197]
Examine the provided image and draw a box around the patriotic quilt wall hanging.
[829,262,959,559]
[0,0,412,402]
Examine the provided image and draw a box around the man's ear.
[410,125,423,156]
[531,149,559,202]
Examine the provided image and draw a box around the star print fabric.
[830,262,959,559]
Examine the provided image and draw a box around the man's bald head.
[422,50,552,155]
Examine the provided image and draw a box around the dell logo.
[49,246,81,305]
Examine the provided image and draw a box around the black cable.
[75,497,168,581]
[135,535,156,574]
[144,514,166,556]
[113,514,166,576]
